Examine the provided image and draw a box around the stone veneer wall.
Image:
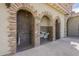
[0,4,10,56]
[7,3,40,54]
[0,3,65,55]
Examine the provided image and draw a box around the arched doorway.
[55,20,60,39]
[67,19,69,37]
[67,17,79,37]
[16,10,34,52]
[40,16,53,44]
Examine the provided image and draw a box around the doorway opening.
[16,9,34,52]
[40,16,53,45]
[55,20,60,39]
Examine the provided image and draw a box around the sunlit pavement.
[14,37,79,56]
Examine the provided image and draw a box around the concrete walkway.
[14,37,79,56]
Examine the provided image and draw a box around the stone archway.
[16,9,34,52]
[7,3,38,54]
[55,20,60,39]
[55,17,60,40]
[67,18,70,37]
[40,16,53,44]
[67,17,79,37]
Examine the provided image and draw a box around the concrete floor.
[14,37,79,56]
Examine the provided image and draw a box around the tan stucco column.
[64,15,69,38]
[53,20,56,41]
[34,17,40,47]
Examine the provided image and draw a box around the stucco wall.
[0,4,10,55]
[68,16,79,37]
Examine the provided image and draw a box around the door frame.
[40,15,53,44]
[8,4,36,54]
[55,19,60,39]
[16,9,35,52]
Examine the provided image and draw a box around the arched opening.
[40,16,53,45]
[55,19,60,39]
[16,9,34,52]
[67,17,79,37]
[67,19,69,37]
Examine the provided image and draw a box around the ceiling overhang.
[47,3,71,15]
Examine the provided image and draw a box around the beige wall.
[0,3,65,55]
[0,4,10,55]
[68,16,79,37]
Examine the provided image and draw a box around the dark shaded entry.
[40,16,53,45]
[55,20,60,39]
[16,10,34,52]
